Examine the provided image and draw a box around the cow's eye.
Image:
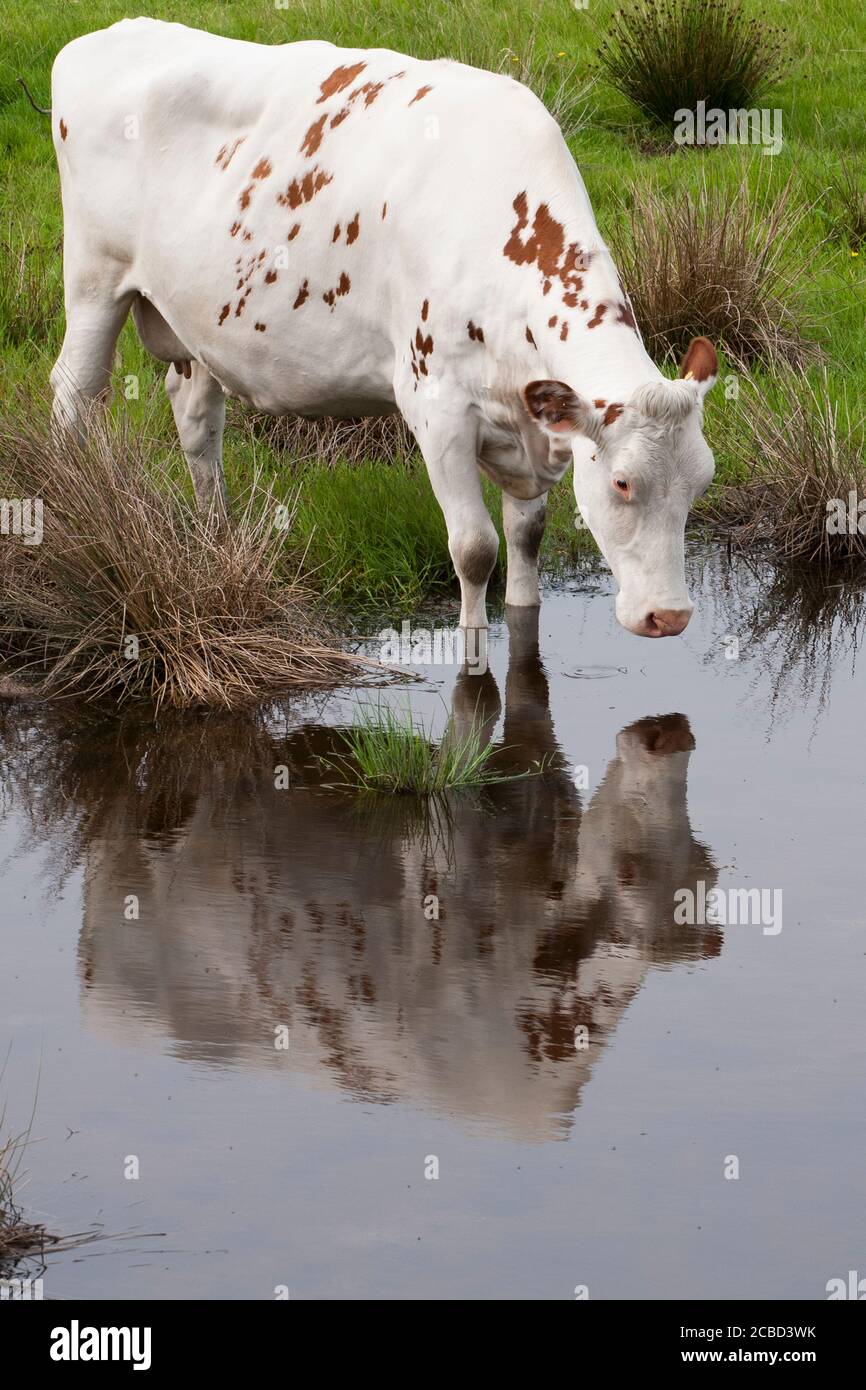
[613,477,631,498]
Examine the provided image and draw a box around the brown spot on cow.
[548,315,557,328]
[504,192,589,308]
[254,322,267,332]
[287,223,301,241]
[323,288,336,308]
[278,166,333,210]
[580,298,589,311]
[616,300,638,332]
[526,326,537,348]
[467,321,484,343]
[411,320,435,385]
[593,398,607,409]
[347,213,360,245]
[587,303,607,330]
[218,304,230,326]
[357,81,384,107]
[330,107,350,129]
[215,137,246,171]
[381,202,387,220]
[59,118,68,141]
[338,272,351,296]
[293,280,310,309]
[300,116,327,158]
[603,402,624,427]
[251,158,272,180]
[239,185,254,211]
[235,294,249,318]
[265,269,278,284]
[317,62,367,103]
[230,221,241,237]
[560,322,569,341]
[421,299,429,322]
[333,223,341,242]
[410,86,432,105]
[242,230,252,242]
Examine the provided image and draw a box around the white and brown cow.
[50,18,717,637]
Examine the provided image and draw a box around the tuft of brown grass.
[609,176,819,365]
[596,0,787,131]
[0,398,379,708]
[247,407,416,467]
[705,367,866,566]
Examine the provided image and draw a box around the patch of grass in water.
[321,701,541,794]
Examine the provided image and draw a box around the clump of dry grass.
[596,0,787,130]
[0,401,377,707]
[609,176,818,365]
[706,367,866,565]
[248,407,416,466]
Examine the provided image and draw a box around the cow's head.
[524,338,717,637]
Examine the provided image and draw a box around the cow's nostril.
[647,608,691,637]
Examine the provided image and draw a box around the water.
[1,546,865,1300]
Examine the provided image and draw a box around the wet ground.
[1,544,865,1299]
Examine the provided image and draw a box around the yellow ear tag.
[683,371,695,381]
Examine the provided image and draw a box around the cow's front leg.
[409,406,499,628]
[503,491,546,607]
[165,362,227,515]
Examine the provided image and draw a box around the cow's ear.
[679,338,718,398]
[523,380,598,441]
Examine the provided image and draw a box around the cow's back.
[52,19,589,414]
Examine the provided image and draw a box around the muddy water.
[1,546,865,1300]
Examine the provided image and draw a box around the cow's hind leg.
[50,296,132,444]
[165,362,227,515]
[405,403,499,628]
[503,491,546,607]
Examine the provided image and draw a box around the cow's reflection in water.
[77,608,719,1140]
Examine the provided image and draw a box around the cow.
[50,18,718,639]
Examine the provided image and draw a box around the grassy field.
[1,0,864,611]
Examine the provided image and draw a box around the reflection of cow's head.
[571,713,717,939]
[524,339,717,638]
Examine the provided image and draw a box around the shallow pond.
[1,545,865,1299]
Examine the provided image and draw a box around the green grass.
[320,700,537,793]
[1,0,864,605]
